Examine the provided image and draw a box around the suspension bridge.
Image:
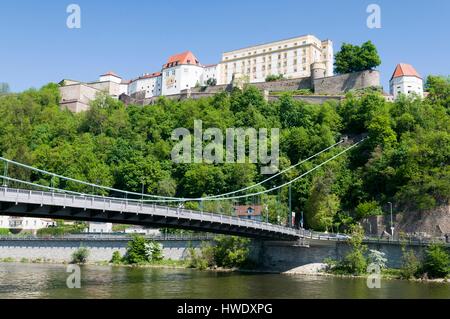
[0,138,365,241]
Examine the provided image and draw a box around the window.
[294,59,297,65]
[284,53,287,58]
[278,54,281,59]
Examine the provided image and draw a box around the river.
[0,263,448,299]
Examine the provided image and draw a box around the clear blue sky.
[1,0,449,92]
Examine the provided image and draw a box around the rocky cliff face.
[362,205,450,238]
[396,205,450,237]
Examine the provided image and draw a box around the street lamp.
[388,202,394,238]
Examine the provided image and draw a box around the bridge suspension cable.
[0,139,345,202]
[201,139,344,199]
[0,138,364,203]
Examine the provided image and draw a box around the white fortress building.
[389,63,424,99]
[219,34,333,84]
[59,34,333,112]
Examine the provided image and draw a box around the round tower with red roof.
[389,63,424,99]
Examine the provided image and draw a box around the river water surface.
[0,263,449,299]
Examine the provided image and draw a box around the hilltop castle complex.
[59,34,424,113]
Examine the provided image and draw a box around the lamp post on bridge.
[388,201,394,238]
[288,184,292,228]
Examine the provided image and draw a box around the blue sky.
[1,0,449,92]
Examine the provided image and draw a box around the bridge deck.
[0,187,302,240]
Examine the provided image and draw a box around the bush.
[110,251,123,264]
[368,249,388,269]
[212,236,250,268]
[206,78,217,86]
[146,241,164,262]
[265,74,284,82]
[400,248,421,279]
[71,246,89,264]
[123,235,164,264]
[187,245,209,270]
[327,224,368,275]
[0,228,10,236]
[123,235,150,264]
[422,244,450,279]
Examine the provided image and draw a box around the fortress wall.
[313,70,380,95]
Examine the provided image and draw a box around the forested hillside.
[0,77,448,232]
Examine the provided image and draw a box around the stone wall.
[313,70,380,95]
[0,239,204,263]
[255,240,447,272]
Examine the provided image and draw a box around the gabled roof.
[391,63,421,80]
[163,51,200,68]
[100,71,122,78]
[234,205,263,216]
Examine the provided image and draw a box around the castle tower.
[310,62,327,81]
[389,63,423,99]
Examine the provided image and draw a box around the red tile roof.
[391,63,421,80]
[234,205,263,217]
[130,72,162,83]
[164,51,200,68]
[101,71,121,78]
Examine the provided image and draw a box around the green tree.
[334,41,381,74]
[71,246,89,264]
[422,243,450,278]
[123,235,150,264]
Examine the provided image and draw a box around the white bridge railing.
[0,187,302,239]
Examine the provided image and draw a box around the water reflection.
[0,263,448,299]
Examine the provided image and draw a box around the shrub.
[71,246,89,264]
[187,246,209,270]
[123,235,164,264]
[368,249,388,269]
[110,251,123,264]
[212,236,250,268]
[265,74,284,82]
[206,78,217,86]
[422,243,450,279]
[400,248,421,279]
[123,235,150,264]
[0,228,10,236]
[146,241,164,262]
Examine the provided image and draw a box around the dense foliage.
[0,78,449,232]
[71,246,89,264]
[123,235,164,264]
[334,41,381,74]
[188,235,251,269]
[422,243,450,278]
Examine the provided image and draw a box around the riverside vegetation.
[324,225,450,280]
[0,75,448,233]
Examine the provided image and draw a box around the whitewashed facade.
[390,64,424,99]
[218,35,333,84]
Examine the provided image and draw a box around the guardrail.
[0,234,218,241]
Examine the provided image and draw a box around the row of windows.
[223,66,308,80]
[224,40,310,60]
